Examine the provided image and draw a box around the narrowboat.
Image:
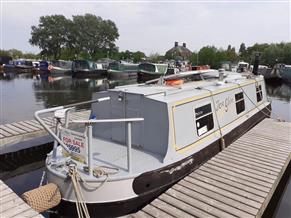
[3,60,16,73]
[49,60,72,76]
[237,61,249,73]
[108,61,139,80]
[72,60,107,79]
[137,62,168,83]
[35,69,271,217]
[14,59,34,73]
[278,64,291,83]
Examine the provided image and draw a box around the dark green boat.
[72,60,107,79]
[108,61,139,80]
[137,62,168,83]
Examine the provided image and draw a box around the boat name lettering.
[160,158,194,175]
[215,96,234,112]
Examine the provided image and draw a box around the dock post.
[127,122,132,173]
[87,124,93,175]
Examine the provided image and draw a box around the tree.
[227,45,232,51]
[239,42,246,55]
[132,51,146,62]
[198,46,218,68]
[71,14,119,59]
[29,15,69,59]
[8,49,23,59]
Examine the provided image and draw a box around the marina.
[0,71,290,217]
[1,2,291,217]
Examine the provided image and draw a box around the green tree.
[239,43,246,54]
[71,14,119,59]
[8,49,23,59]
[132,51,146,63]
[29,15,69,59]
[198,46,218,68]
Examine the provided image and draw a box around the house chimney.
[183,43,186,48]
[175,42,178,47]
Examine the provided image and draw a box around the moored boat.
[35,69,271,217]
[14,59,34,73]
[49,60,72,76]
[108,61,139,80]
[72,60,107,78]
[278,64,291,83]
[137,62,168,83]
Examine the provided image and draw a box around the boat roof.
[111,71,263,104]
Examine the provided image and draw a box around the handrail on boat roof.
[71,118,144,124]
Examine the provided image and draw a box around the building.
[165,42,192,60]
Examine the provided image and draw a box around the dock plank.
[0,180,43,218]
[178,180,258,215]
[0,109,91,148]
[3,124,27,134]
[0,126,18,136]
[151,198,196,218]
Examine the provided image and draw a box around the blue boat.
[14,59,34,73]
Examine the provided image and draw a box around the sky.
[1,0,290,56]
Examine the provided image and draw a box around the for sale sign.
[60,128,88,164]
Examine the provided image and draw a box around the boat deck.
[92,138,163,176]
[130,118,291,218]
[0,180,44,218]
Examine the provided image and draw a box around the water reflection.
[0,73,135,124]
[266,81,291,102]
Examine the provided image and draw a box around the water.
[0,73,290,217]
[0,73,134,124]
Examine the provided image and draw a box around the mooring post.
[127,122,132,173]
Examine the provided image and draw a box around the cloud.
[1,1,290,55]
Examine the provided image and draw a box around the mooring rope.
[39,171,46,187]
[67,165,119,218]
[196,86,226,150]
[68,166,90,218]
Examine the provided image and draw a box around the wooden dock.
[0,180,43,218]
[131,119,291,218]
[0,110,91,150]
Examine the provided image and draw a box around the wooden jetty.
[0,110,91,150]
[130,119,291,218]
[0,180,43,218]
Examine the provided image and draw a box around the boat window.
[235,92,245,114]
[256,85,263,102]
[195,104,214,136]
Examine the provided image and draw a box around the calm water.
[0,73,290,217]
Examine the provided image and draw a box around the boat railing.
[34,97,144,175]
[71,118,144,174]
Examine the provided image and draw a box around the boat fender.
[22,183,61,213]
[165,79,184,86]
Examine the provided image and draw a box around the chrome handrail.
[34,97,111,155]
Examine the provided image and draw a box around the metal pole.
[52,119,60,158]
[65,110,70,128]
[87,124,93,175]
[127,122,132,173]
